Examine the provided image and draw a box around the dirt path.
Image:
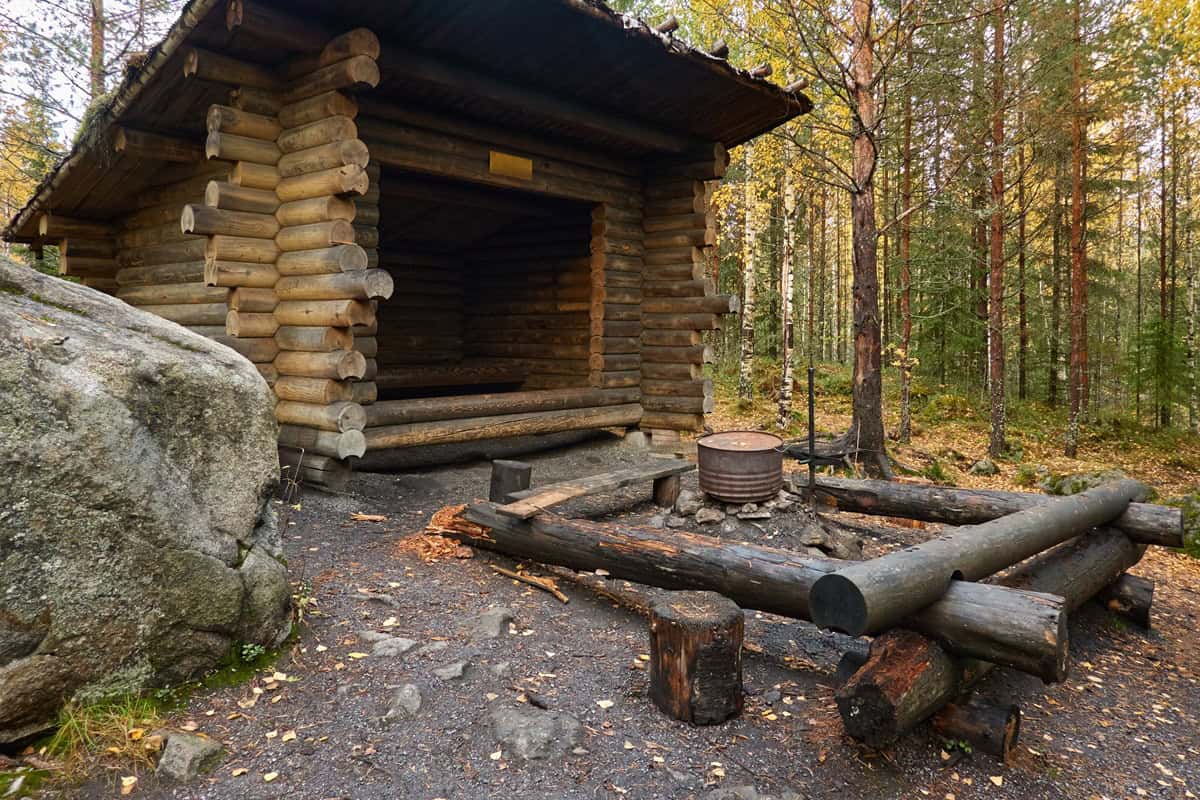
[70,437,1200,799]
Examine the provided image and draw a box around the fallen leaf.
[490,750,502,761]
[348,652,369,659]
[281,730,297,742]
[128,728,145,741]
[120,776,137,795]
[990,776,1003,787]
[265,730,278,739]
[179,720,198,731]
[351,513,387,522]
[263,772,279,782]
[231,768,248,777]
[315,644,328,652]
[596,699,615,709]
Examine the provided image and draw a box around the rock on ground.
[0,261,289,743]
[489,706,583,761]
[383,684,422,721]
[155,733,224,782]
[468,606,514,639]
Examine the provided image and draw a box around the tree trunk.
[1065,0,1086,457]
[899,27,914,444]
[846,0,887,474]
[1158,79,1170,428]
[1017,129,1028,401]
[809,475,1182,547]
[90,0,105,100]
[778,169,798,428]
[738,145,757,401]
[1049,164,1063,406]
[1135,152,1144,422]
[987,0,1006,459]
[808,480,1145,635]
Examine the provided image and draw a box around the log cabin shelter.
[4,0,811,485]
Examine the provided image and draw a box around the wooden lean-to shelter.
[4,0,811,486]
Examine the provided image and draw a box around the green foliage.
[1013,463,1044,488]
[1129,319,1190,424]
[239,642,267,663]
[918,394,977,424]
[923,458,952,484]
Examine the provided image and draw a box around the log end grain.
[649,591,743,725]
[809,572,870,635]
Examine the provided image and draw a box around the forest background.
[2,0,1198,494]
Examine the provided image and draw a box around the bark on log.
[206,180,279,214]
[810,480,1146,635]
[836,528,1145,745]
[437,505,1074,677]
[277,424,366,459]
[274,375,353,404]
[275,400,365,432]
[365,404,642,449]
[649,591,743,725]
[812,476,1182,548]
[275,349,366,379]
[1095,573,1153,628]
[275,165,368,202]
[275,325,353,352]
[278,91,359,129]
[276,244,368,275]
[363,387,638,426]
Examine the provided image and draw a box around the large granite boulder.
[0,261,289,743]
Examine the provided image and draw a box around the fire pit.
[697,431,784,504]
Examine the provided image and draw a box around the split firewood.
[490,564,568,603]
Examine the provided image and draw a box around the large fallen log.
[809,480,1145,636]
[811,476,1181,547]
[836,528,1145,746]
[436,503,1070,680]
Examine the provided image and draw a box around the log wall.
[638,147,733,432]
[376,249,465,370]
[464,213,594,389]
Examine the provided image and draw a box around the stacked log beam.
[192,96,283,386]
[113,161,235,334]
[639,145,731,432]
[266,28,380,466]
[589,201,645,396]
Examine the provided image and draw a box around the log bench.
[498,458,695,518]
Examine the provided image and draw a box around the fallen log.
[809,480,1145,636]
[811,476,1181,547]
[836,528,1145,746]
[1096,573,1153,628]
[437,503,1069,679]
[931,700,1021,764]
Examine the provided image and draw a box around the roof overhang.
[5,0,811,242]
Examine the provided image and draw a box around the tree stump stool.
[649,591,743,725]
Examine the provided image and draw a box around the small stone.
[668,768,699,788]
[674,489,703,516]
[665,515,689,529]
[383,684,422,721]
[490,706,583,761]
[489,661,512,677]
[416,640,449,656]
[763,688,783,705]
[433,660,468,680]
[740,503,758,514]
[470,607,515,639]
[719,519,740,535]
[737,510,772,521]
[725,504,741,515]
[372,637,418,658]
[969,458,999,476]
[781,792,807,800]
[357,629,393,644]
[706,787,760,800]
[647,515,667,529]
[155,733,223,782]
[695,507,725,525]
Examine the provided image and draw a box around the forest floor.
[16,370,1200,800]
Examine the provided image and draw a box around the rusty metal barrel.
[697,431,784,504]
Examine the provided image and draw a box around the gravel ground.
[65,435,1200,799]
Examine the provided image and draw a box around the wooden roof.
[5,0,811,242]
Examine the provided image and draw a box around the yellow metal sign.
[489,151,533,181]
